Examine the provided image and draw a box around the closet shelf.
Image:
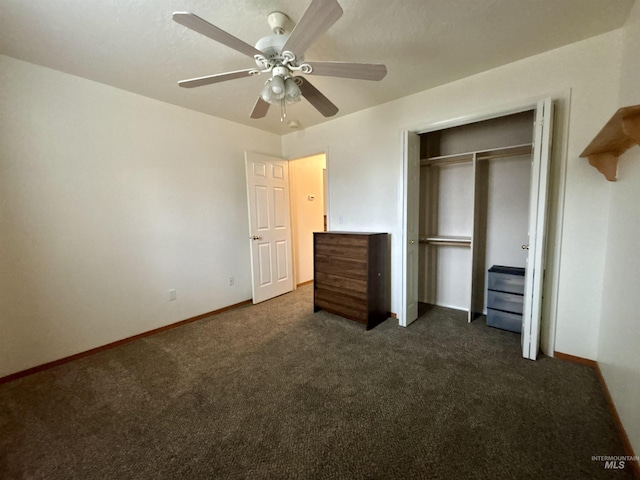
[580,104,640,182]
[420,235,472,246]
[421,143,533,166]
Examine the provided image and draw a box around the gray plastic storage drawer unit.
[487,265,525,333]
[487,265,525,294]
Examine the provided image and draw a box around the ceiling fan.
[173,0,387,121]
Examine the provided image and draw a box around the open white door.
[402,131,421,326]
[522,98,553,360]
[245,152,294,304]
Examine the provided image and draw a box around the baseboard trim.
[0,299,252,385]
[593,363,640,479]
[553,351,597,368]
[555,351,639,479]
[297,280,314,287]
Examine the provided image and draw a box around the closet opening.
[403,97,555,360]
[418,110,534,330]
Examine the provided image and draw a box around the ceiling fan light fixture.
[270,74,285,94]
[260,80,274,103]
[284,77,301,101]
[262,75,301,106]
[260,74,302,122]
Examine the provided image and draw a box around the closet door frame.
[400,96,558,360]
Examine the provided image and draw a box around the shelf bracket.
[587,152,618,182]
[580,104,640,182]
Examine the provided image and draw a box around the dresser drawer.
[315,254,367,280]
[314,271,367,298]
[315,242,368,260]
[315,234,369,248]
[487,290,524,314]
[315,288,368,322]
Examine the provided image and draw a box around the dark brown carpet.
[0,285,633,479]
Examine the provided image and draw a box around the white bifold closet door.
[521,98,553,360]
[402,131,421,326]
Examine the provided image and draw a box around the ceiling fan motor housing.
[254,12,305,70]
[255,34,288,60]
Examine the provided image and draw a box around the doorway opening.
[245,151,327,305]
[289,153,327,288]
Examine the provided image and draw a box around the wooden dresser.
[313,232,389,330]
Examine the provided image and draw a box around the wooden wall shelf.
[580,105,640,181]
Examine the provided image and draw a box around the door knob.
[521,244,529,250]
[251,235,262,240]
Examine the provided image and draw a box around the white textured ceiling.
[0,0,634,135]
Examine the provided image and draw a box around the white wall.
[485,157,531,272]
[484,156,531,308]
[0,55,281,378]
[598,0,640,456]
[282,30,623,359]
[290,154,326,284]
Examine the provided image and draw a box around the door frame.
[399,93,570,358]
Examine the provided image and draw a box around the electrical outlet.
[228,276,234,286]
[169,289,176,301]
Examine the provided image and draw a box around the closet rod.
[476,146,532,162]
[421,142,532,166]
[423,241,472,247]
[419,236,472,247]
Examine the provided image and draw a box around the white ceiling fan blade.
[173,12,263,58]
[306,62,387,81]
[281,0,343,58]
[297,77,338,117]
[251,97,270,118]
[178,69,255,88]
